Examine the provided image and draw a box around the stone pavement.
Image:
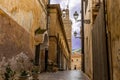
[38,70,90,80]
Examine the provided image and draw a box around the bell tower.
[62,6,72,54]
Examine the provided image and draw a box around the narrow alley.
[38,70,89,80]
[0,0,120,80]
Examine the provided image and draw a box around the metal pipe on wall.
[47,0,50,30]
[81,0,85,72]
[103,0,111,79]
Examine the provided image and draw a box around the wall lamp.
[73,11,90,24]
[74,31,81,39]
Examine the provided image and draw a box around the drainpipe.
[47,0,50,30]
[103,0,111,80]
[44,0,50,71]
[81,0,85,72]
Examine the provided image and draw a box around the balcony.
[34,29,48,45]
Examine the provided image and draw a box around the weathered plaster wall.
[107,0,120,80]
[84,0,120,79]
[92,5,109,80]
[0,0,47,51]
[84,0,93,79]
[71,53,82,70]
[111,39,120,80]
[0,0,47,31]
[62,9,72,54]
[0,10,33,59]
[84,24,93,79]
[48,38,57,62]
[48,5,71,69]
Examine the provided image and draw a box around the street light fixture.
[74,31,77,37]
[73,11,91,24]
[62,9,66,18]
[74,31,81,39]
[73,10,86,72]
[73,11,79,21]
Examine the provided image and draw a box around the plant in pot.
[0,57,16,80]
[0,52,32,80]
[4,65,16,80]
[2,62,15,80]
[19,70,29,80]
[15,52,31,80]
[31,66,39,79]
[52,62,58,72]
[47,59,54,72]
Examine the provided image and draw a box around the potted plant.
[52,63,58,72]
[0,52,33,80]
[19,70,29,80]
[0,57,16,80]
[47,59,54,72]
[31,66,39,79]
[15,52,32,80]
[3,65,16,80]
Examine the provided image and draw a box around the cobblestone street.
[38,70,89,80]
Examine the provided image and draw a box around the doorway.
[35,44,40,66]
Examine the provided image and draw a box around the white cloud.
[69,0,81,9]
[72,22,81,34]
[51,0,69,9]
[50,0,57,3]
[51,0,82,49]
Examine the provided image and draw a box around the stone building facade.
[83,0,120,80]
[0,9,33,58]
[62,8,72,70]
[107,0,120,80]
[0,0,49,72]
[62,8,72,53]
[83,0,93,79]
[71,49,82,70]
[84,0,109,79]
[48,4,71,70]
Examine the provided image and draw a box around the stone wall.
[62,9,72,54]
[92,4,109,80]
[48,37,57,62]
[0,0,47,31]
[0,0,47,51]
[48,4,70,70]
[84,0,120,79]
[84,0,93,79]
[111,39,120,80]
[0,0,49,73]
[0,9,33,59]
[107,0,120,80]
[71,53,82,70]
[84,26,93,79]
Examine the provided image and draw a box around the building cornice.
[48,4,70,53]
